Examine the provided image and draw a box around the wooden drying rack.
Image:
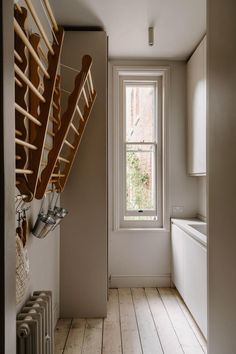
[14,0,96,202]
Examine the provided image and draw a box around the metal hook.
[17,211,21,227]
[16,199,24,214]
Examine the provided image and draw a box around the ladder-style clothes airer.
[14,0,96,202]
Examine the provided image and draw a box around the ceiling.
[50,0,206,60]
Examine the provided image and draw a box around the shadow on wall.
[50,0,104,29]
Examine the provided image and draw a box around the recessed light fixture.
[148,27,154,46]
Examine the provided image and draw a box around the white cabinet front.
[171,224,185,296]
[184,234,207,337]
[171,223,207,338]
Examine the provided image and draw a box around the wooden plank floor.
[55,288,207,354]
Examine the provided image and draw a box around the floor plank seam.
[62,318,73,354]
[117,289,124,354]
[157,288,185,354]
[130,288,144,354]
[101,317,105,354]
[145,288,164,354]
[81,318,87,354]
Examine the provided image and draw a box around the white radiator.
[17,290,54,354]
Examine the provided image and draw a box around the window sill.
[113,227,170,233]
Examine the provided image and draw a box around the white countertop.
[171,218,207,246]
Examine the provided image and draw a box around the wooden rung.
[16,155,22,160]
[40,1,59,46]
[44,144,51,151]
[51,173,65,178]
[39,83,44,93]
[38,45,48,63]
[14,50,23,63]
[54,87,59,95]
[16,181,20,185]
[58,156,70,164]
[15,77,23,87]
[52,101,59,110]
[14,64,46,103]
[60,63,79,74]
[43,0,59,32]
[76,106,85,122]
[88,71,94,94]
[50,116,59,125]
[50,179,58,183]
[14,19,50,79]
[15,168,33,175]
[61,88,71,95]
[15,103,42,126]
[86,80,92,101]
[82,87,89,107]
[48,130,55,137]
[15,3,23,13]
[41,161,59,168]
[64,140,75,150]
[70,122,80,136]
[15,138,37,150]
[24,0,54,55]
[15,130,22,136]
[45,189,53,194]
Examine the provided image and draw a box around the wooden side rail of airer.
[36,55,97,199]
[14,0,64,201]
[15,7,33,201]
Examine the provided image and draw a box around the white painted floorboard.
[56,288,207,354]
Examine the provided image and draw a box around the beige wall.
[60,31,108,317]
[208,0,236,352]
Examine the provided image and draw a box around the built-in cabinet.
[171,222,207,338]
[187,36,206,175]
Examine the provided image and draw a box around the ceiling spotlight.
[148,27,154,46]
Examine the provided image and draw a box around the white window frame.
[112,65,170,230]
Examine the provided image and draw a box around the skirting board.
[110,275,171,288]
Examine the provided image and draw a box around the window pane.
[126,84,156,142]
[126,144,156,211]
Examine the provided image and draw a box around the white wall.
[208,0,236,352]
[109,60,199,287]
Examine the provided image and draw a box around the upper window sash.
[123,80,158,145]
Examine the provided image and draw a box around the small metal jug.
[32,212,56,239]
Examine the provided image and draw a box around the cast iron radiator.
[16,291,54,354]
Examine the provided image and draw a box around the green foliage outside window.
[126,151,151,210]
